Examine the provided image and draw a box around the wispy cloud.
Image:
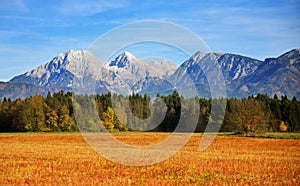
[0,0,299,81]
[0,30,28,38]
[58,0,129,16]
[0,0,28,12]
[0,15,43,22]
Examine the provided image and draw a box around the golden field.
[0,133,299,185]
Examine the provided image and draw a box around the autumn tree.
[101,107,115,132]
[57,105,73,131]
[45,110,59,131]
[226,98,269,135]
[0,91,299,133]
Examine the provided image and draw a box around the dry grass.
[0,133,299,185]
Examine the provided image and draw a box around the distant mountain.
[172,51,264,97]
[174,49,300,98]
[5,50,177,98]
[100,51,177,94]
[232,49,300,98]
[1,48,299,99]
[10,50,103,88]
[0,82,67,99]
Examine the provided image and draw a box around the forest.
[0,91,299,134]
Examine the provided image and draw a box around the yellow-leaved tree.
[279,121,288,132]
[101,107,115,132]
[58,105,74,131]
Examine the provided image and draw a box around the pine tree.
[269,94,281,131]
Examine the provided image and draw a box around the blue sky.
[0,0,299,81]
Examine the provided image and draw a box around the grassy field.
[0,133,299,185]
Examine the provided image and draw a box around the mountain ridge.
[3,48,300,99]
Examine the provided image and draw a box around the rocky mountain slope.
[232,49,300,98]
[6,50,177,98]
[2,49,300,99]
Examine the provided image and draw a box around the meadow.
[0,133,299,185]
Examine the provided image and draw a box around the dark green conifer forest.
[0,91,299,134]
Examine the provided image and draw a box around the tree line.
[0,91,299,134]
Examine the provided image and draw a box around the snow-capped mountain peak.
[109,51,139,68]
[123,51,136,60]
[6,49,300,99]
[100,51,177,94]
[10,50,103,87]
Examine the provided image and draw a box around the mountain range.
[1,48,299,99]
